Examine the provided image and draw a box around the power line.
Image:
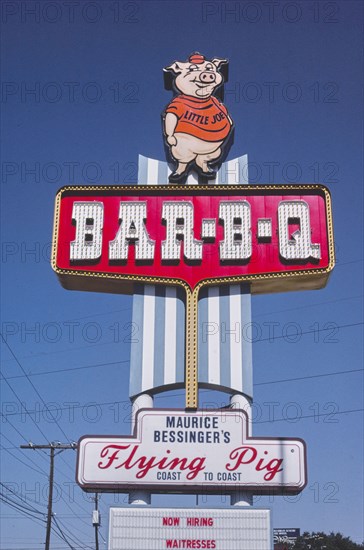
[1,417,82,494]
[1,515,90,519]
[255,321,363,344]
[0,440,48,477]
[0,412,59,473]
[1,415,99,523]
[51,519,92,550]
[52,516,77,550]
[52,513,94,550]
[1,410,45,447]
[255,407,364,424]
[1,440,96,533]
[20,443,77,550]
[254,368,364,386]
[0,397,130,419]
[0,495,46,524]
[0,374,50,441]
[253,294,363,318]
[54,476,97,529]
[0,336,128,363]
[1,366,362,422]
[64,305,132,322]
[1,290,362,368]
[1,386,94,539]
[1,321,362,386]
[1,434,100,528]
[0,416,90,509]
[1,359,128,381]
[52,516,93,550]
[0,493,45,519]
[335,258,364,266]
[0,482,47,514]
[0,333,72,443]
[53,516,94,550]
[0,323,359,378]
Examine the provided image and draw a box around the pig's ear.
[163,63,182,91]
[164,62,183,74]
[211,58,228,69]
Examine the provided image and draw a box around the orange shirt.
[165,95,232,142]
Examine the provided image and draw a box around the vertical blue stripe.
[130,154,252,398]
[216,155,249,186]
[129,284,145,397]
[153,287,166,389]
[175,287,185,383]
[218,162,228,185]
[197,287,209,384]
[241,283,253,397]
[129,155,148,398]
[138,155,148,185]
[158,160,169,185]
[219,286,231,389]
[239,154,249,185]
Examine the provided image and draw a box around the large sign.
[52,184,334,295]
[109,507,271,550]
[77,409,306,494]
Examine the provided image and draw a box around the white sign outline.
[76,408,307,495]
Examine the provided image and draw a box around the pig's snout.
[199,71,216,83]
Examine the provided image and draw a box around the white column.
[230,393,253,506]
[230,393,252,420]
[128,393,154,505]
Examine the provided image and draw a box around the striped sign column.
[129,154,252,401]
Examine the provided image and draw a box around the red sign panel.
[52,184,334,294]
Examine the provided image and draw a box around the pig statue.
[163,53,233,183]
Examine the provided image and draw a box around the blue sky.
[1,1,363,548]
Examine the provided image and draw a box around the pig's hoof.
[198,168,217,180]
[169,171,187,184]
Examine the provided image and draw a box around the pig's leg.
[171,160,189,175]
[195,146,222,175]
[169,134,197,179]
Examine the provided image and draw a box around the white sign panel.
[77,409,306,494]
[109,507,272,550]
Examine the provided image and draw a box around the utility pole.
[45,445,55,550]
[20,442,77,550]
[92,493,100,550]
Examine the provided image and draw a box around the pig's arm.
[164,113,178,146]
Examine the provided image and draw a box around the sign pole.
[129,392,153,505]
[230,393,253,506]
[185,288,199,409]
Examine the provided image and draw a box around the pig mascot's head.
[163,53,233,184]
[165,52,227,99]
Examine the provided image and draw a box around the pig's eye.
[188,64,199,72]
[205,64,214,71]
